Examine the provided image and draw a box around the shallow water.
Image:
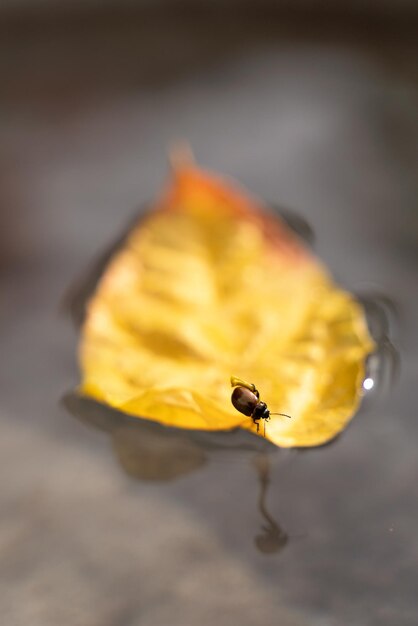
[1,9,417,626]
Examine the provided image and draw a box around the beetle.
[230,376,291,435]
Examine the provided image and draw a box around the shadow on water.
[63,203,399,554]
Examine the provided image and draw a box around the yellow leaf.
[79,162,374,447]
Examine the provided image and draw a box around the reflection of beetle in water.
[254,453,289,554]
[230,376,291,436]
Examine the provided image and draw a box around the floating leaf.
[79,161,374,447]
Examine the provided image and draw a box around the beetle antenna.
[270,413,292,419]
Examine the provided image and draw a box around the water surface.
[1,9,417,626]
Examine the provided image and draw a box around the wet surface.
[1,7,418,626]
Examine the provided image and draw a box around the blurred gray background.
[1,2,417,626]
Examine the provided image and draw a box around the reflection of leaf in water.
[112,426,206,481]
[64,392,205,480]
[63,393,273,481]
[78,161,374,447]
